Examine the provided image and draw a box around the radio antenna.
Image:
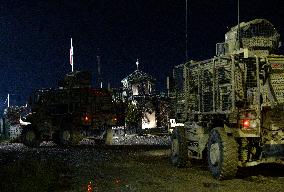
[185,0,188,61]
[237,0,240,50]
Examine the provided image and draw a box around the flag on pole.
[136,59,139,70]
[70,38,74,71]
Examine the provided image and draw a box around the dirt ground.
[0,142,284,192]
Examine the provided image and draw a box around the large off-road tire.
[71,130,82,145]
[59,129,72,146]
[57,122,82,146]
[207,127,238,180]
[171,126,188,167]
[58,129,82,146]
[21,125,41,147]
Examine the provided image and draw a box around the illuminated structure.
[121,60,169,134]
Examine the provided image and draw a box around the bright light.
[87,181,92,192]
[243,120,250,128]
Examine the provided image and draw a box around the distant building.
[121,69,155,98]
[121,61,169,134]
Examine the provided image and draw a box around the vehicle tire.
[59,129,81,146]
[171,126,188,167]
[207,127,238,180]
[104,127,113,145]
[70,130,82,145]
[59,129,72,146]
[21,125,41,147]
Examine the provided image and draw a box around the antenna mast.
[237,0,240,50]
[97,55,103,88]
[185,0,188,61]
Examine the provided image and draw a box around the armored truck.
[171,19,284,179]
[21,71,116,147]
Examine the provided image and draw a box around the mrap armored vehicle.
[170,19,284,179]
[21,71,116,147]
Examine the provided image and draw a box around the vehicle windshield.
[241,23,276,38]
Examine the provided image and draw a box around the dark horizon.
[0,0,284,111]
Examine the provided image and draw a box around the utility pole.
[167,76,170,97]
[97,55,103,88]
[108,82,111,90]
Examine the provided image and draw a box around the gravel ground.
[0,136,284,192]
[112,135,171,146]
[77,133,171,146]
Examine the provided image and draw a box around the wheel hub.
[62,130,71,141]
[210,143,220,165]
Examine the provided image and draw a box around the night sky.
[0,0,284,112]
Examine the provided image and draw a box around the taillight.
[239,112,258,129]
[112,116,117,123]
[241,119,258,129]
[82,114,92,125]
[242,119,250,128]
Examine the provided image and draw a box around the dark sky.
[0,0,284,111]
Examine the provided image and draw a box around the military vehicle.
[170,19,284,179]
[21,71,116,147]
